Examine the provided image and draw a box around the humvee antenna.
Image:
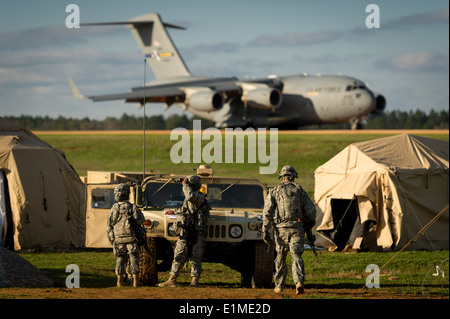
[143,59,147,181]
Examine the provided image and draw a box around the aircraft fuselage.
[186,74,380,128]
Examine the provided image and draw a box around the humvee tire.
[253,241,274,288]
[240,241,274,288]
[139,236,158,286]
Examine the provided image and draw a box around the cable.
[361,204,449,290]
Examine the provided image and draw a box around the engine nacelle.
[240,83,282,110]
[183,87,224,112]
[371,94,386,115]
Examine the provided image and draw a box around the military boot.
[158,274,177,287]
[117,275,126,287]
[274,287,283,293]
[133,275,142,287]
[295,282,304,295]
[190,277,199,287]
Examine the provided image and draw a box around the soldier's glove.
[172,221,183,236]
[263,232,271,245]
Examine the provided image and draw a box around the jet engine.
[183,87,224,112]
[371,94,386,115]
[240,83,282,110]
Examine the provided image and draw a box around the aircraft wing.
[88,86,184,104]
[68,76,283,112]
[68,77,185,104]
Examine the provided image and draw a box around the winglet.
[67,77,89,100]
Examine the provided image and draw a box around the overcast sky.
[0,0,448,120]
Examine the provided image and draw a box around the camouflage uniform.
[159,176,210,287]
[262,166,316,293]
[106,184,145,286]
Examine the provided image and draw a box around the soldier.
[158,175,210,287]
[262,165,316,294]
[106,183,145,287]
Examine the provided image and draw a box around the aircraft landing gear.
[350,118,363,130]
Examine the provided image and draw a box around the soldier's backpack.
[275,182,303,223]
[113,202,142,244]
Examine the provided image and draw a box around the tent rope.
[360,204,449,290]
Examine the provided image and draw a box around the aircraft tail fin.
[67,77,88,100]
[83,13,191,80]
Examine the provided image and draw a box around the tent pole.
[142,59,147,182]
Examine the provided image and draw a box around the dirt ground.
[0,285,443,299]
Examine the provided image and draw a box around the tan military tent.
[314,134,449,252]
[0,117,85,250]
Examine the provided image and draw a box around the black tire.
[253,241,274,288]
[139,236,158,286]
[156,239,175,272]
[240,241,274,288]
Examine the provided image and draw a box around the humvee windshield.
[144,182,264,209]
[144,182,185,208]
[206,184,264,209]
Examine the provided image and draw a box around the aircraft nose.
[356,89,376,114]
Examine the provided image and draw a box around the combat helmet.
[114,183,130,201]
[186,175,202,191]
[278,165,298,179]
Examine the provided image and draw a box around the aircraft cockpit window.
[346,84,366,91]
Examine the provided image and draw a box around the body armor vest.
[112,202,135,244]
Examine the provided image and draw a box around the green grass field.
[35,130,449,197]
[11,130,446,299]
[15,248,449,298]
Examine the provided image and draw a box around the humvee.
[85,165,274,288]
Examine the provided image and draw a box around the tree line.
[364,109,448,130]
[2,114,208,131]
[2,109,448,131]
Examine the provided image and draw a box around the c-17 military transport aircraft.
[69,13,386,129]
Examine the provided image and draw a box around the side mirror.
[135,185,144,207]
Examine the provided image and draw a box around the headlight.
[229,225,243,238]
[168,223,177,237]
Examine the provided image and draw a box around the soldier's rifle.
[304,225,318,257]
[130,216,152,255]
